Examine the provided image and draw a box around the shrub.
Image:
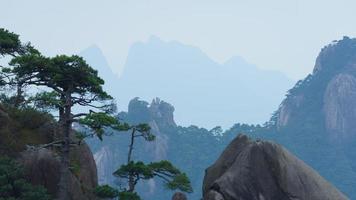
[0,156,51,200]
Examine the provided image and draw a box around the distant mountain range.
[80,36,294,128]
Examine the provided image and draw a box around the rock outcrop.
[0,106,99,199]
[203,135,348,200]
[324,73,356,138]
[94,146,118,185]
[122,97,175,161]
[21,143,98,200]
[275,36,356,139]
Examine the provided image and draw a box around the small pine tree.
[112,125,193,199]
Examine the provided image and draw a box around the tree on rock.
[112,125,193,199]
[8,52,127,199]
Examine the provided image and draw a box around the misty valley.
[1,27,356,200]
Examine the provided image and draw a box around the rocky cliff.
[122,97,174,161]
[275,36,356,139]
[324,73,356,139]
[0,106,99,199]
[203,135,348,200]
[88,97,178,199]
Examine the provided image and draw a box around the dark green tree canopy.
[0,156,51,200]
[93,185,119,199]
[0,28,23,57]
[49,55,110,99]
[114,160,193,193]
[9,54,111,103]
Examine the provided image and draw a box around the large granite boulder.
[203,135,348,200]
[0,106,99,200]
[21,142,98,200]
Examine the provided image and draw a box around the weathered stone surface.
[94,146,117,184]
[275,37,356,139]
[125,97,172,161]
[150,97,176,127]
[21,148,61,195]
[0,105,99,199]
[276,94,304,130]
[20,142,98,200]
[203,135,348,200]
[324,73,356,138]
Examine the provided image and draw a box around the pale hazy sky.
[1,0,356,80]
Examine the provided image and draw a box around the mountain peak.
[313,36,356,74]
[79,45,118,92]
[126,98,176,127]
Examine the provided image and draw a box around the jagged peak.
[313,36,356,74]
[125,98,176,127]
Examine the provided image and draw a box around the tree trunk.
[127,128,135,164]
[127,128,136,192]
[57,92,72,200]
[14,82,23,107]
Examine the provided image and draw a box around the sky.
[1,0,356,80]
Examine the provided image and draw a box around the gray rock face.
[150,97,176,127]
[275,37,356,139]
[125,97,174,161]
[203,135,348,200]
[324,73,356,138]
[21,144,98,200]
[276,94,304,129]
[21,149,61,196]
[94,146,117,185]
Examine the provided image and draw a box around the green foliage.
[79,112,130,140]
[166,173,192,192]
[0,156,51,200]
[0,28,22,56]
[94,185,119,199]
[114,161,153,179]
[8,53,113,110]
[29,91,62,112]
[49,55,112,99]
[118,191,141,200]
[6,106,54,130]
[134,123,155,141]
[148,161,192,193]
[114,160,193,193]
[69,159,81,177]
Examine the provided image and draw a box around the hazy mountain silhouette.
[79,45,119,94]
[80,37,294,128]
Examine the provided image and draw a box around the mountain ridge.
[80,36,294,129]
